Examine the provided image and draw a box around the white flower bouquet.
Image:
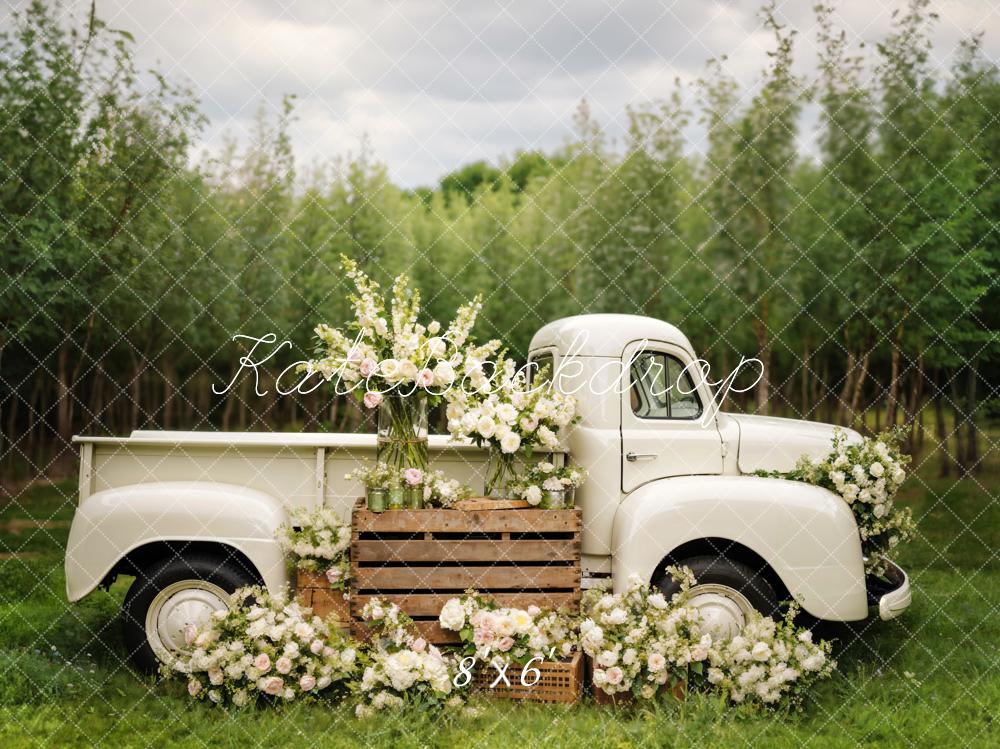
[704,605,835,707]
[445,356,579,496]
[511,460,588,508]
[355,599,461,716]
[762,429,915,575]
[580,570,710,698]
[277,506,351,589]
[421,469,475,508]
[438,593,577,663]
[173,586,357,706]
[306,256,496,470]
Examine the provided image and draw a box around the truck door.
[620,341,723,493]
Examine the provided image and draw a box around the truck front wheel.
[122,553,257,672]
[655,556,777,639]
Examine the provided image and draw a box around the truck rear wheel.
[656,555,777,639]
[122,553,257,672]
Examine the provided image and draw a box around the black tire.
[122,552,258,672]
[655,555,778,618]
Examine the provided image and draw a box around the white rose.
[476,416,496,439]
[439,599,466,631]
[524,485,543,506]
[647,653,666,672]
[870,462,885,477]
[499,431,521,454]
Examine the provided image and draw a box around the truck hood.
[726,413,857,474]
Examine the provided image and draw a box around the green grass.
[1,458,998,748]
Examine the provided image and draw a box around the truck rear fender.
[65,481,290,602]
[611,475,868,621]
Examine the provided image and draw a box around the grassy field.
[1,449,997,748]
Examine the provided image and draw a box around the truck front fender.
[612,475,868,621]
[65,481,290,602]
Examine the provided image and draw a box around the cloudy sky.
[8,0,999,187]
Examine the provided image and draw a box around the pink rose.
[346,347,363,363]
[359,358,378,377]
[310,639,324,655]
[187,680,202,697]
[473,626,495,647]
[254,653,271,672]
[363,391,383,409]
[299,674,317,691]
[497,637,514,652]
[325,567,343,585]
[606,667,624,685]
[263,676,284,696]
[412,637,427,653]
[416,368,434,388]
[402,468,423,486]
[275,656,292,675]
[184,624,198,646]
[322,646,335,658]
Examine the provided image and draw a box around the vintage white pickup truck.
[66,314,911,670]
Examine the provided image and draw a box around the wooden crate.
[350,499,581,645]
[296,570,350,631]
[472,651,583,703]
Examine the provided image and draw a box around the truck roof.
[529,314,695,358]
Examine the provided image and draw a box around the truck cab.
[529,314,910,637]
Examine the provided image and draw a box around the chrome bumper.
[866,559,912,621]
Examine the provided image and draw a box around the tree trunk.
[964,361,979,471]
[55,340,73,444]
[753,310,770,415]
[950,372,967,476]
[934,371,949,478]
[800,342,810,417]
[885,347,900,428]
[836,351,856,426]
[848,352,870,429]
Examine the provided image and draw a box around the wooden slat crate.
[472,651,583,703]
[350,499,582,645]
[296,570,350,632]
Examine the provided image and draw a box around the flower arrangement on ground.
[759,429,914,575]
[172,586,357,706]
[579,570,710,699]
[704,605,835,707]
[306,256,495,470]
[511,460,588,507]
[445,356,579,496]
[355,598,461,716]
[277,506,351,589]
[438,593,577,664]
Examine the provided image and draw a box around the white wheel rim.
[686,583,755,639]
[145,580,229,665]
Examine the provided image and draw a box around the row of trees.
[1,0,995,481]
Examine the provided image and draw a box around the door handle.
[626,451,657,462]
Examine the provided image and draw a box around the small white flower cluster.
[786,429,914,575]
[445,354,578,455]
[421,469,475,508]
[355,598,459,717]
[276,506,351,587]
[306,256,493,408]
[705,606,835,706]
[580,572,836,706]
[345,462,402,491]
[511,460,588,507]
[580,571,710,698]
[173,587,357,706]
[438,593,577,662]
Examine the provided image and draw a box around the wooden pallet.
[295,570,350,632]
[350,499,581,644]
[472,651,583,703]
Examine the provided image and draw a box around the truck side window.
[629,352,702,420]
